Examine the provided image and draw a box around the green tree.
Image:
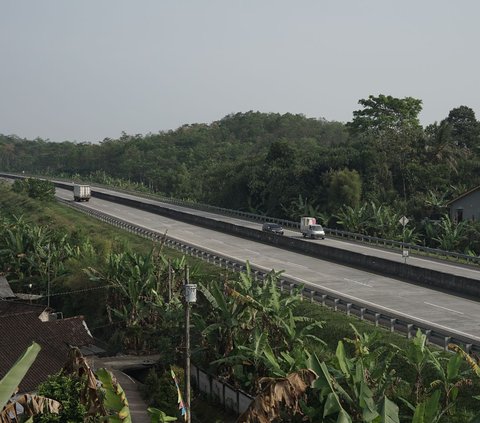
[327,168,362,212]
[12,178,55,201]
[347,94,424,203]
[445,105,480,150]
[348,94,423,136]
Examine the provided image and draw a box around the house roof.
[447,185,480,206]
[0,301,94,392]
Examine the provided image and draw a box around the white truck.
[300,217,325,239]
[73,184,91,202]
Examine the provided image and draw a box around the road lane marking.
[289,276,480,342]
[424,302,464,315]
[283,261,309,269]
[344,278,373,287]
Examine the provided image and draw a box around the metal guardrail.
[57,197,480,355]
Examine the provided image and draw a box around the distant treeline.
[2,95,480,224]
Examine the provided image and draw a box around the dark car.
[262,222,284,235]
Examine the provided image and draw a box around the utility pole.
[168,260,173,302]
[184,266,197,423]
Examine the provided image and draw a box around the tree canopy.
[1,99,480,226]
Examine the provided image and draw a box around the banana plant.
[0,342,61,422]
[198,279,250,357]
[391,330,438,405]
[448,344,480,423]
[307,333,401,423]
[237,368,318,423]
[433,214,467,251]
[147,407,177,422]
[96,368,132,423]
[0,342,41,409]
[86,249,164,347]
[335,203,369,234]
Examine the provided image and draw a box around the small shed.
[447,186,480,222]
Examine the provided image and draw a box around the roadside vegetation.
[2,183,480,422]
[2,95,480,255]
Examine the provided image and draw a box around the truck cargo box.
[73,184,91,202]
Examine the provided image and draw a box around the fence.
[191,364,253,415]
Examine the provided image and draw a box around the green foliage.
[86,248,185,353]
[307,325,402,423]
[12,178,55,201]
[141,366,184,418]
[96,368,132,422]
[196,263,325,391]
[147,407,177,422]
[0,215,75,295]
[3,103,480,255]
[347,94,423,136]
[35,373,88,422]
[445,105,480,150]
[0,342,41,409]
[327,168,362,212]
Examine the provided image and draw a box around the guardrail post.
[279,280,284,292]
[321,294,327,307]
[406,324,414,339]
[359,308,366,320]
[374,313,380,327]
[443,337,451,351]
[390,318,396,333]
[346,303,352,316]
[425,329,431,344]
[333,298,339,311]
[310,290,315,302]
[465,344,472,354]
[289,283,295,295]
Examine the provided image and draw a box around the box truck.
[300,217,325,239]
[73,184,91,202]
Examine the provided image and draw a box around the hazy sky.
[1,1,479,143]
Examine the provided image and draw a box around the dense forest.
[2,94,480,249]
